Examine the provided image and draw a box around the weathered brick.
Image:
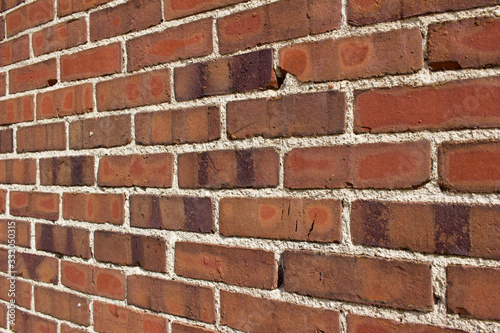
[63,192,125,225]
[0,129,13,153]
[69,114,131,149]
[227,91,345,139]
[17,122,66,152]
[278,28,423,82]
[221,291,340,332]
[347,315,466,333]
[10,191,59,220]
[9,58,57,93]
[0,219,31,248]
[16,252,59,284]
[136,106,220,145]
[0,35,29,66]
[172,323,216,333]
[94,231,166,272]
[0,159,36,185]
[35,286,90,325]
[33,18,87,56]
[175,242,278,289]
[165,0,246,19]
[96,69,170,111]
[6,0,54,37]
[98,153,173,188]
[37,84,93,119]
[0,95,34,125]
[36,223,90,258]
[11,309,57,333]
[0,275,32,309]
[40,156,95,186]
[58,0,114,16]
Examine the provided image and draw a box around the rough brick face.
[0,95,34,125]
[33,18,87,56]
[9,58,57,93]
[0,35,29,66]
[40,156,95,186]
[36,223,90,258]
[6,0,54,37]
[0,129,13,153]
[12,310,57,333]
[10,191,59,220]
[347,315,466,333]
[63,192,125,225]
[15,252,59,284]
[58,0,114,16]
[69,114,131,149]
[36,84,93,119]
[17,122,66,152]
[0,275,32,308]
[35,286,90,325]
[0,219,30,247]
[0,159,36,184]
[164,0,245,19]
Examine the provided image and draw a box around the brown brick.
[94,231,166,272]
[69,114,131,149]
[0,35,29,66]
[63,192,125,225]
[127,18,212,71]
[221,291,340,332]
[58,0,114,16]
[61,43,122,81]
[278,28,423,83]
[347,315,466,333]
[0,159,36,184]
[61,324,89,333]
[0,249,7,273]
[12,309,57,333]
[96,69,170,111]
[178,148,279,189]
[40,156,95,186]
[36,223,90,258]
[62,261,126,300]
[0,129,13,153]
[33,18,87,56]
[227,91,345,139]
[447,265,500,321]
[16,252,59,284]
[283,250,433,311]
[172,323,216,333]
[165,0,246,19]
[17,122,66,152]
[0,95,34,125]
[6,0,54,37]
[130,195,213,233]
[128,274,216,323]
[0,219,31,248]
[175,242,278,289]
[10,191,59,220]
[220,197,342,242]
[0,190,4,213]
[428,17,500,70]
[9,58,57,93]
[439,141,500,193]
[0,0,24,12]
[35,286,90,326]
[0,303,5,329]
[175,49,278,101]
[37,84,93,119]
[218,0,341,54]
[0,73,5,96]
[0,275,32,309]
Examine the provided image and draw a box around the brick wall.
[0,0,499,332]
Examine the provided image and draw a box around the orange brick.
[36,84,93,119]
[33,18,87,56]
[10,191,59,220]
[63,192,125,225]
[0,95,34,125]
[6,0,54,37]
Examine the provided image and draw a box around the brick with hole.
[36,224,90,258]
[278,28,423,83]
[447,265,500,321]
[135,106,221,145]
[96,69,170,111]
[33,18,87,56]
[227,91,345,139]
[40,156,95,186]
[178,148,279,189]
[172,323,216,333]
[0,159,36,184]
[17,122,66,152]
[165,0,246,19]
[0,35,29,66]
[0,219,31,248]
[9,58,57,93]
[98,153,173,188]
[61,261,126,300]
[12,309,57,333]
[354,77,500,133]
[130,195,213,233]
[90,0,162,41]
[218,0,341,54]
[69,114,131,149]
[175,242,278,289]
[6,0,54,37]
[35,286,90,326]
[283,250,433,311]
[0,95,34,125]
[347,314,466,333]
[127,18,212,71]
[0,129,13,153]
[220,197,343,243]
[61,43,122,81]
[63,193,125,225]
[10,191,59,220]
[428,17,500,71]
[58,0,114,16]
[439,141,500,193]
[37,84,93,119]
[94,231,166,272]
[15,252,58,284]
[127,274,216,323]
[0,275,32,309]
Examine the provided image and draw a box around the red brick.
[33,18,87,56]
[136,106,220,145]
[96,69,170,111]
[0,35,29,66]
[62,261,126,300]
[347,315,466,333]
[90,0,162,41]
[0,95,34,125]
[439,141,500,193]
[220,197,342,242]
[17,122,66,152]
[61,324,89,333]
[69,114,131,149]
[40,156,95,186]
[0,190,4,213]
[36,84,93,119]
[0,219,31,248]
[283,250,433,311]
[0,303,5,329]
[285,141,431,189]
[0,73,5,96]
[172,323,216,333]
[6,0,54,37]
[98,153,173,188]
[61,43,122,81]
[94,231,166,272]
[127,274,216,323]
[0,0,24,12]
[165,0,245,19]
[10,191,59,220]
[227,91,345,139]
[175,49,277,101]
[218,0,341,54]
[354,77,500,133]
[58,0,114,16]
[11,309,57,333]
[0,159,36,184]
[178,148,279,189]
[447,265,500,321]
[35,286,90,326]
[0,275,32,309]
[16,252,59,284]
[428,17,500,70]
[0,18,3,41]
[63,192,125,225]
[221,291,340,332]
[94,301,168,333]
[278,28,423,82]
[36,223,90,258]
[0,129,13,153]
[127,19,212,71]
[9,58,57,93]
[175,242,278,289]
